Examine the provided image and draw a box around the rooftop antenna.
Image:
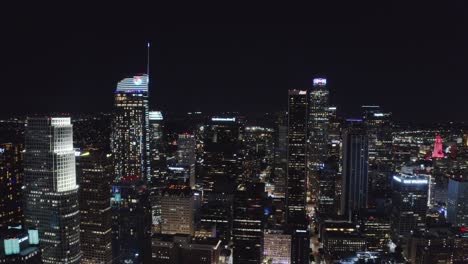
[147,42,150,85]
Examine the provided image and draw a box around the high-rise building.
[286,90,310,264]
[149,111,167,187]
[0,142,23,228]
[317,158,338,216]
[23,117,81,263]
[447,174,468,227]
[273,111,288,198]
[111,185,151,263]
[176,133,197,188]
[160,185,196,236]
[341,121,369,218]
[286,90,308,224]
[391,174,429,240]
[361,106,393,193]
[232,183,266,264]
[77,149,113,264]
[263,230,292,264]
[111,75,152,263]
[111,74,150,183]
[308,78,329,169]
[151,234,222,264]
[320,221,366,261]
[308,78,330,206]
[200,117,244,196]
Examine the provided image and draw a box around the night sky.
[1,2,468,121]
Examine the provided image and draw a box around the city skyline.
[2,2,468,122]
[1,3,468,264]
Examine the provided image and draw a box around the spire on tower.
[147,42,150,85]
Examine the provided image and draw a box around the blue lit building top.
[116,75,149,93]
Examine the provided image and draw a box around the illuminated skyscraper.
[341,121,368,218]
[232,183,266,264]
[447,175,468,227]
[23,117,81,263]
[286,90,310,264]
[176,133,196,188]
[391,174,429,239]
[0,142,23,228]
[149,111,166,187]
[111,74,150,183]
[111,75,152,263]
[77,149,113,264]
[362,106,393,194]
[308,78,329,169]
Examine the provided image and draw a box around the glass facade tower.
[23,117,81,264]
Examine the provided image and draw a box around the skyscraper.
[77,149,113,264]
[0,142,23,228]
[286,90,308,224]
[308,78,329,169]
[447,175,468,227]
[176,133,197,188]
[160,185,196,236]
[111,74,150,183]
[149,111,166,187]
[341,121,369,218]
[391,174,429,239]
[286,90,310,264]
[23,117,81,263]
[308,78,330,206]
[232,183,266,264]
[111,75,152,263]
[361,106,393,193]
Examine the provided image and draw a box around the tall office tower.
[286,90,310,264]
[320,221,366,261]
[273,111,288,198]
[149,111,166,187]
[391,174,429,240]
[111,74,150,183]
[77,149,113,264]
[362,106,393,193]
[341,120,369,218]
[232,183,265,264]
[176,133,197,187]
[308,78,329,169]
[151,235,222,264]
[308,78,329,206]
[111,75,152,263]
[447,175,468,227]
[111,185,151,263]
[0,143,23,228]
[317,158,338,216]
[160,185,195,235]
[23,117,81,263]
[263,230,292,264]
[200,117,244,196]
[327,106,341,159]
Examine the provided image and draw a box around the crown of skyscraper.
[116,74,149,92]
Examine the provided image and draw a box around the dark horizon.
[2,2,468,122]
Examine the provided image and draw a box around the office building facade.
[341,123,369,218]
[23,117,81,263]
[0,142,23,228]
[77,149,113,264]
